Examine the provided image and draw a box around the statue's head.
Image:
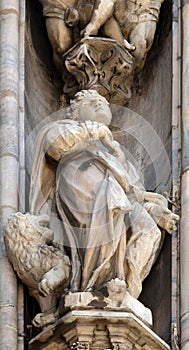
[70,89,112,125]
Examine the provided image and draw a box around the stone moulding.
[29,310,170,350]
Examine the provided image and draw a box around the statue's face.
[78,96,112,125]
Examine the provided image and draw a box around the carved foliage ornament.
[64,37,134,104]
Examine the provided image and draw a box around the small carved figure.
[39,0,134,74]
[4,212,71,327]
[29,90,179,298]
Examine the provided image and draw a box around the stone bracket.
[29,310,170,350]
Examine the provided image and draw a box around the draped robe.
[30,119,162,298]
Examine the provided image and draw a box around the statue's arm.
[122,157,179,232]
[44,120,113,161]
[144,192,168,207]
[82,0,117,36]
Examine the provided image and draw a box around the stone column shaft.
[171,0,181,347]
[181,0,189,349]
[0,0,21,349]
[17,0,25,348]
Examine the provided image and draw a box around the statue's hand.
[65,7,79,27]
[145,203,179,234]
[80,23,98,37]
[84,120,112,142]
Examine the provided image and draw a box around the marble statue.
[5,90,179,328]
[30,90,178,295]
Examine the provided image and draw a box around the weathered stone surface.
[5,90,179,350]
[28,89,178,302]
[18,0,174,346]
[63,288,153,327]
[4,212,71,328]
[29,310,170,350]
[64,37,134,104]
[0,125,18,158]
[38,0,164,103]
[0,156,19,210]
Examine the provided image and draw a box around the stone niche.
[25,0,172,346]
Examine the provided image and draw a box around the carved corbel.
[64,37,134,105]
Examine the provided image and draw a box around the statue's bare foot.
[32,312,58,328]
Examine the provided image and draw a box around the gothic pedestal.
[29,309,170,350]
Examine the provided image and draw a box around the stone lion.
[4,212,71,327]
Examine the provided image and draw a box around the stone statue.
[29,90,178,297]
[4,90,179,329]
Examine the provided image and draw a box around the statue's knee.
[52,36,72,56]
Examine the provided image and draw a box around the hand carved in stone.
[4,212,71,327]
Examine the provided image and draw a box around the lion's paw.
[32,312,58,328]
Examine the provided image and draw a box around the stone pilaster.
[171,0,181,347]
[181,0,189,349]
[0,0,25,349]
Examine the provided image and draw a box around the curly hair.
[69,89,109,120]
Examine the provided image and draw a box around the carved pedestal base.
[29,310,170,350]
